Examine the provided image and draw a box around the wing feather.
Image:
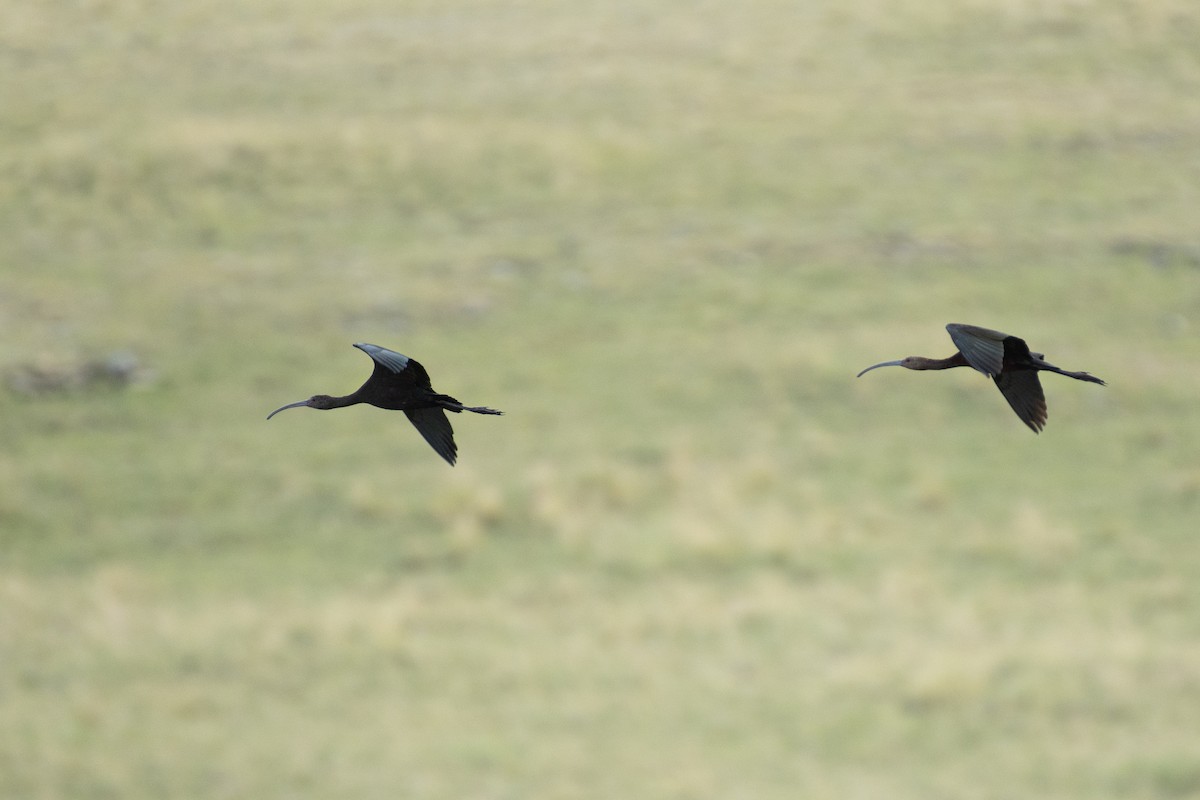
[993,371,1047,433]
[946,324,1006,377]
[404,407,458,465]
[354,343,434,389]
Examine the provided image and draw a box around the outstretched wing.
[404,407,458,465]
[946,324,1007,377]
[993,371,1047,433]
[354,343,434,390]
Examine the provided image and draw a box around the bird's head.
[266,394,337,419]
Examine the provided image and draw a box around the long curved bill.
[266,400,310,420]
[856,360,904,378]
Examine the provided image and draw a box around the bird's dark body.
[267,343,502,465]
[857,323,1105,433]
[354,358,453,412]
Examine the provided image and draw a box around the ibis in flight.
[267,343,502,465]
[856,323,1105,433]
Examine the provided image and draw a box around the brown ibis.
[856,323,1105,433]
[267,343,502,465]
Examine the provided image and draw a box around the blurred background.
[3,0,1200,797]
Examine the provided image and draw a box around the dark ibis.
[856,323,1105,433]
[267,343,502,465]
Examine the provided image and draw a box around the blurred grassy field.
[3,0,1200,797]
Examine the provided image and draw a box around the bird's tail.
[433,394,504,415]
[463,405,504,415]
[1047,366,1107,386]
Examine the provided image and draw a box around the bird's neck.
[314,393,364,410]
[912,353,970,370]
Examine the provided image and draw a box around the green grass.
[3,0,1200,797]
